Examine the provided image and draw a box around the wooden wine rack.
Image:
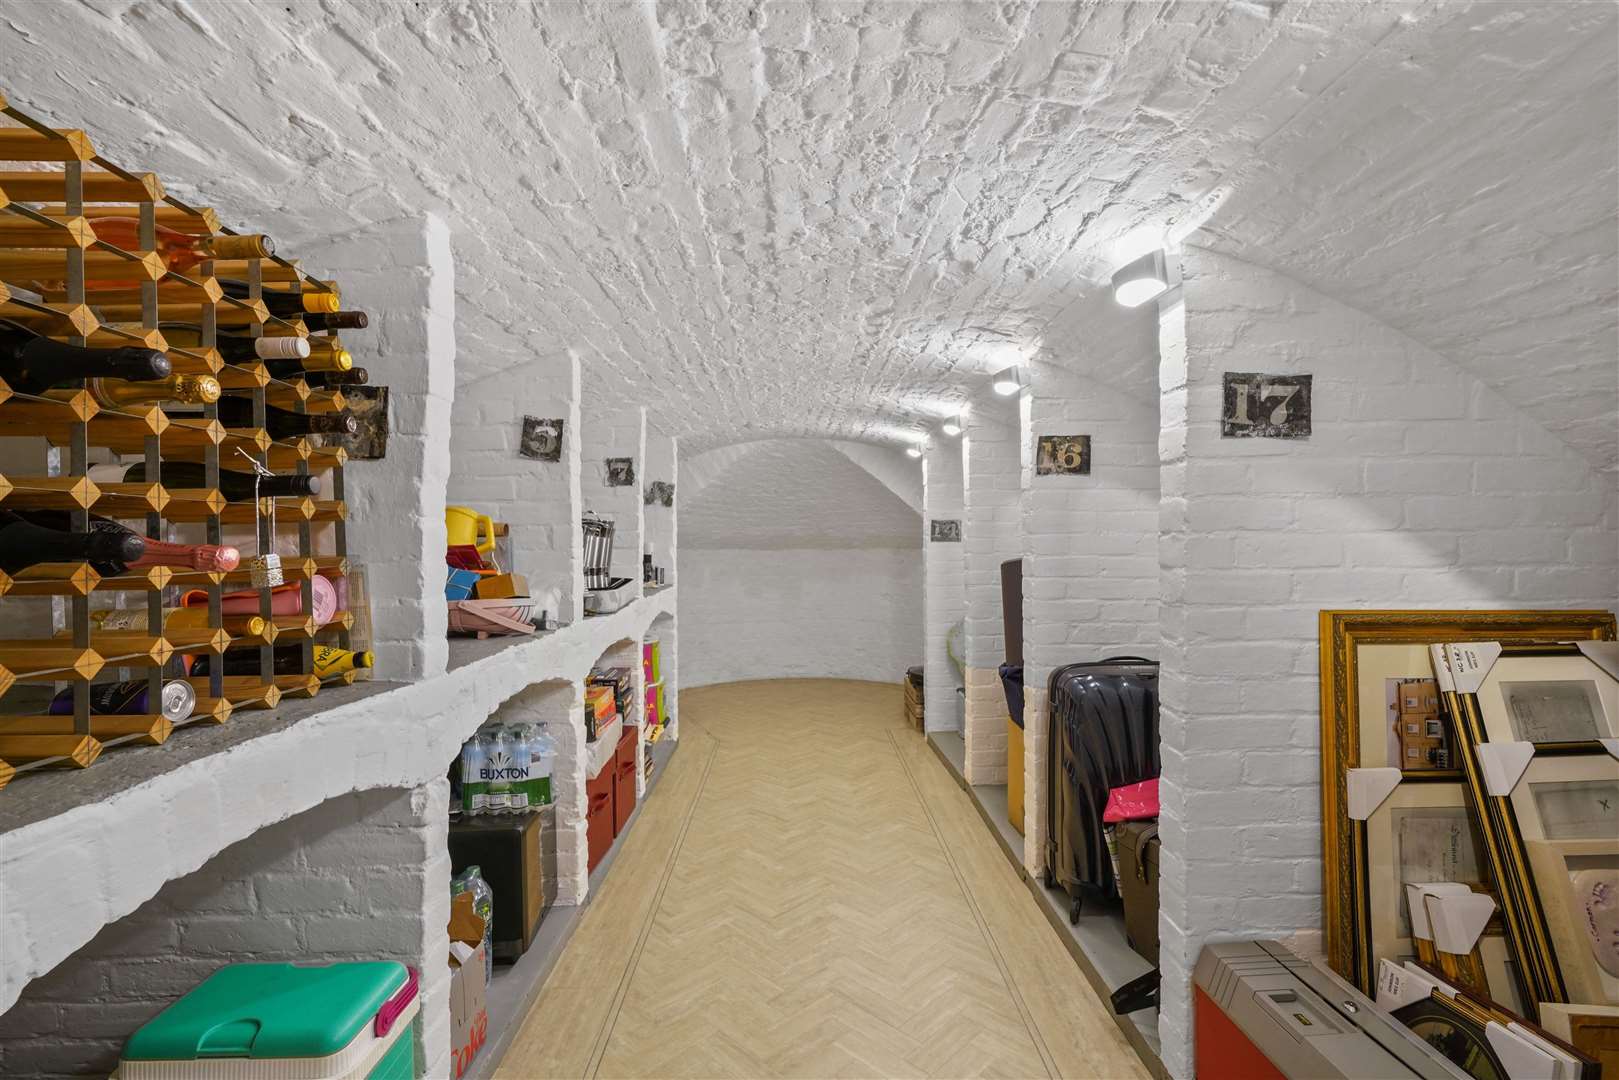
[0,92,368,786]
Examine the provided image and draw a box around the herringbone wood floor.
[496,679,1146,1080]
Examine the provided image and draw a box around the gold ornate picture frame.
[1319,610,1615,991]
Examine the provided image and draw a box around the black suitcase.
[1043,656,1159,923]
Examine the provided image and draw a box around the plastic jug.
[445,506,496,555]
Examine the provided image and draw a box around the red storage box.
[586,767,614,872]
[613,730,638,835]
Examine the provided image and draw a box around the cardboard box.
[474,573,528,600]
[449,894,489,1079]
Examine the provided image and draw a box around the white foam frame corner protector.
[1346,767,1402,821]
[1424,890,1496,956]
[1476,740,1536,797]
[1404,882,1471,943]
[1430,643,1456,693]
[1375,959,1438,1011]
[1444,641,1502,695]
[1576,640,1619,685]
[1485,1022,1559,1080]
[1600,738,1619,762]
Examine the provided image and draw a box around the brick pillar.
[311,214,455,679]
[1019,337,1160,874]
[582,404,647,597]
[961,402,1020,785]
[922,439,965,733]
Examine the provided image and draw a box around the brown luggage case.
[1116,820,1160,967]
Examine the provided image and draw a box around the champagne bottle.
[6,510,238,573]
[219,280,340,316]
[160,324,310,363]
[87,219,274,273]
[300,311,368,332]
[0,323,171,394]
[0,509,145,575]
[79,374,221,408]
[214,399,358,438]
[189,644,373,678]
[304,367,368,388]
[110,461,320,501]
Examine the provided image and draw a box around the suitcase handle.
[1099,655,1156,665]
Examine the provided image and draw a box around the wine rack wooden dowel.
[183,677,279,710]
[0,734,101,767]
[0,714,171,745]
[0,127,95,161]
[0,644,103,680]
[189,697,233,725]
[0,758,13,790]
[0,169,160,202]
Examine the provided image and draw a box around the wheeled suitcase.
[1043,656,1159,922]
[1116,820,1160,966]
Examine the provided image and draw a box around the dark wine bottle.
[213,399,357,439]
[303,367,368,388]
[160,323,310,363]
[218,280,339,318]
[301,311,368,332]
[0,322,171,395]
[118,461,320,501]
[0,509,145,575]
[7,510,237,573]
[190,645,372,678]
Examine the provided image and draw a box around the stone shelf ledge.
[0,586,676,1016]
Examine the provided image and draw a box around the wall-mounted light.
[941,411,964,437]
[906,445,923,458]
[992,365,1028,396]
[1111,249,1169,308]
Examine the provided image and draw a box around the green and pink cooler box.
[118,962,420,1080]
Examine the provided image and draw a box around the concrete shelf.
[0,586,676,1017]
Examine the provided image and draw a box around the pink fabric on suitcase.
[1102,777,1159,823]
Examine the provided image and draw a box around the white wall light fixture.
[992,366,1028,396]
[941,411,964,437]
[906,445,924,458]
[1111,249,1169,307]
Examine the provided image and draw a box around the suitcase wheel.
[1069,896,1083,925]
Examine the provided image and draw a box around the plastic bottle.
[454,867,494,983]
[486,725,513,814]
[529,723,554,808]
[459,731,488,816]
[505,723,532,814]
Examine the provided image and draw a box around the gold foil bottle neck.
[208,233,275,260]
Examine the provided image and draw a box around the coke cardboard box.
[449,894,489,1079]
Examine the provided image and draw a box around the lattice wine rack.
[0,91,374,789]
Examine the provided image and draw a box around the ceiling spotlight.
[992,365,1028,396]
[906,445,923,458]
[1111,250,1169,308]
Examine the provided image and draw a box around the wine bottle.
[111,461,320,501]
[78,374,221,408]
[219,280,340,317]
[5,510,238,573]
[47,678,197,723]
[300,311,368,332]
[0,509,145,575]
[214,399,358,439]
[160,324,310,363]
[264,338,351,376]
[189,644,372,679]
[0,323,171,394]
[304,367,368,388]
[86,219,273,273]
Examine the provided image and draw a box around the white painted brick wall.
[310,214,455,680]
[680,548,922,687]
[923,442,966,732]
[451,350,584,623]
[644,427,678,582]
[962,403,1022,785]
[0,783,451,1079]
[1019,339,1161,873]
[1155,246,1619,1079]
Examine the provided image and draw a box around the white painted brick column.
[643,426,678,583]
[1156,246,1619,1079]
[450,349,584,624]
[310,213,454,679]
[1019,337,1160,874]
[582,404,647,596]
[922,439,965,733]
[0,782,452,1079]
[961,402,1021,785]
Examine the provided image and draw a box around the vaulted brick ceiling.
[8,0,1613,467]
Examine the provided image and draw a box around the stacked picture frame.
[1319,609,1619,1075]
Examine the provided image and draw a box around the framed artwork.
[1034,434,1090,475]
[1539,1003,1619,1076]
[1318,609,1616,990]
[1449,643,1619,1012]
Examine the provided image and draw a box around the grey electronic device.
[1193,941,1468,1080]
